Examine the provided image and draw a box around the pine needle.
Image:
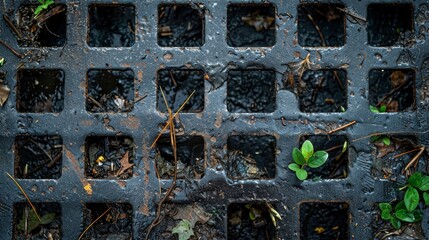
[6,172,41,221]
[78,207,112,240]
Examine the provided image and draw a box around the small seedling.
[245,203,282,227]
[34,0,54,18]
[379,172,429,229]
[17,208,56,233]
[371,135,391,146]
[0,57,5,67]
[288,140,329,180]
[172,219,194,240]
[370,105,387,113]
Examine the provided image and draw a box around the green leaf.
[379,105,387,112]
[420,176,429,191]
[404,187,419,211]
[295,168,308,180]
[395,201,406,212]
[17,209,41,233]
[341,141,348,153]
[412,209,423,222]
[381,209,392,220]
[301,140,313,161]
[423,192,429,206]
[370,136,381,142]
[292,148,305,165]
[382,137,390,146]
[288,163,300,172]
[40,213,55,225]
[308,151,328,168]
[0,57,5,67]
[390,216,401,229]
[172,219,194,240]
[249,210,256,220]
[369,105,379,113]
[408,172,423,188]
[378,203,392,212]
[34,5,44,15]
[395,209,415,222]
[38,0,45,4]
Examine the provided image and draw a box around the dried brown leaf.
[115,151,133,177]
[374,142,395,158]
[172,204,211,228]
[242,14,275,32]
[0,84,10,107]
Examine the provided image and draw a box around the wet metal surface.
[1,0,429,239]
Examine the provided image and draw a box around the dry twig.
[78,207,112,240]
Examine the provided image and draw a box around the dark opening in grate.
[85,136,134,179]
[88,4,135,47]
[86,69,135,113]
[155,135,205,179]
[227,3,276,47]
[299,69,347,112]
[227,69,276,113]
[298,4,345,47]
[226,135,276,180]
[300,202,349,239]
[14,135,63,179]
[81,203,132,240]
[367,4,414,47]
[13,202,62,239]
[157,68,205,113]
[158,4,205,47]
[300,135,349,180]
[16,69,65,113]
[368,69,416,112]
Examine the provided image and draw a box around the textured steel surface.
[1,0,429,239]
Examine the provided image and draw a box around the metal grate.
[1,0,429,239]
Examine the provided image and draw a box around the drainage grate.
[1,0,429,239]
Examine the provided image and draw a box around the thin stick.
[327,120,356,134]
[29,139,54,163]
[78,207,112,240]
[3,15,23,39]
[393,147,422,159]
[402,147,425,174]
[6,172,41,221]
[304,9,326,47]
[0,39,24,58]
[150,90,195,148]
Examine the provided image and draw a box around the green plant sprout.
[245,203,282,227]
[172,219,194,240]
[0,57,5,67]
[379,172,429,229]
[370,105,387,113]
[17,208,56,233]
[288,140,329,180]
[34,0,54,18]
[371,135,391,146]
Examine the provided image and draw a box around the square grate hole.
[16,69,65,113]
[17,4,67,47]
[157,68,205,113]
[228,202,279,239]
[299,135,348,180]
[88,4,135,47]
[13,202,62,239]
[298,4,345,47]
[152,203,226,239]
[227,4,276,47]
[300,202,349,239]
[14,135,63,179]
[81,203,132,240]
[299,69,347,113]
[155,135,205,180]
[86,69,134,113]
[85,136,134,179]
[370,135,427,181]
[368,69,415,112]
[367,4,414,47]
[158,4,204,47]
[227,69,276,113]
[226,135,276,180]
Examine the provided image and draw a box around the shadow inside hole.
[157,69,205,113]
[226,135,276,180]
[88,4,135,47]
[86,69,134,113]
[14,135,63,179]
[300,135,348,180]
[13,202,62,239]
[85,136,134,179]
[227,69,276,113]
[17,69,65,113]
[227,4,276,47]
[367,4,413,47]
[300,202,349,240]
[158,4,204,47]
[81,203,132,240]
[368,69,415,112]
[156,135,205,179]
[298,4,345,47]
[227,203,278,240]
[17,4,67,47]
[298,69,347,113]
